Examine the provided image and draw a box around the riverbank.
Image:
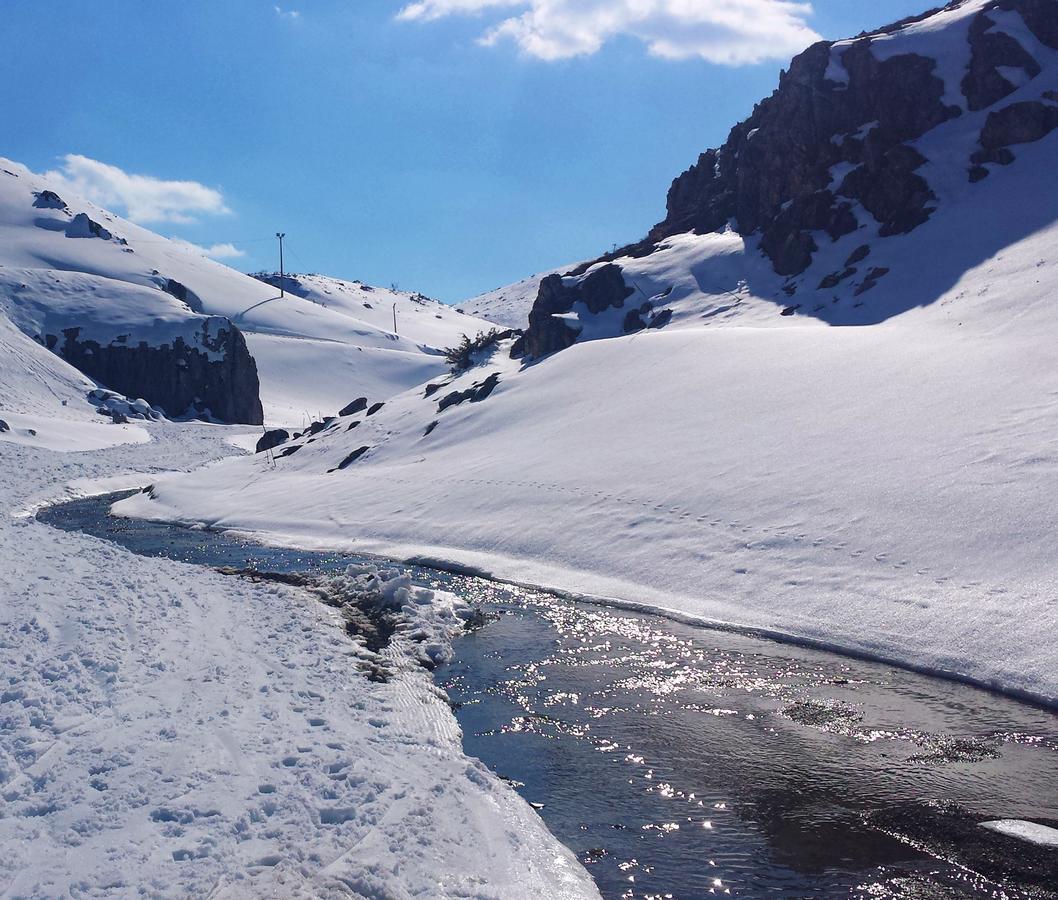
[0,424,597,898]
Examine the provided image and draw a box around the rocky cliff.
[644,0,1058,277]
[48,317,264,424]
[514,0,1058,359]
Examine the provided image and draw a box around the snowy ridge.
[0,160,495,425]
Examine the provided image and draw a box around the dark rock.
[845,244,871,266]
[339,397,368,416]
[622,309,647,333]
[780,305,801,317]
[66,212,112,240]
[969,165,990,183]
[818,267,857,289]
[161,279,203,313]
[306,418,334,436]
[346,421,360,431]
[513,264,631,359]
[970,146,1016,165]
[33,190,66,210]
[437,373,501,412]
[963,11,1041,111]
[645,27,956,274]
[423,383,445,398]
[839,144,935,236]
[647,309,673,329]
[999,0,1058,50]
[366,402,385,416]
[53,317,263,424]
[855,266,891,296]
[334,446,370,471]
[277,445,301,458]
[110,411,129,424]
[256,429,290,453]
[0,419,9,432]
[423,420,439,437]
[980,100,1058,148]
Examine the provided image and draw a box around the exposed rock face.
[628,0,1058,277]
[980,100,1058,148]
[512,265,632,360]
[50,317,263,424]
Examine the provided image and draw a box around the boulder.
[339,397,368,416]
[256,429,290,453]
[980,100,1058,149]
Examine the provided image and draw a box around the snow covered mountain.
[119,0,1058,704]
[0,160,495,428]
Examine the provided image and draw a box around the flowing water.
[40,493,1058,899]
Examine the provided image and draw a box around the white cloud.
[169,239,246,260]
[397,0,820,64]
[275,5,301,20]
[43,154,231,225]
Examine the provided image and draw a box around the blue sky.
[1,0,927,301]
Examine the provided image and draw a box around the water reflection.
[437,581,1058,899]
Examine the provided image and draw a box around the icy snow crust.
[123,52,1058,706]
[0,422,598,898]
[0,161,495,425]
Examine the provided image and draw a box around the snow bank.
[0,423,598,898]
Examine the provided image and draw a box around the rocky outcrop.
[65,213,113,240]
[48,317,263,424]
[980,99,1058,148]
[608,0,1057,278]
[512,265,632,360]
[33,190,67,210]
[256,429,290,453]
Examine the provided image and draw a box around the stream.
[39,492,1058,899]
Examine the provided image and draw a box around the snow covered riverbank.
[0,425,598,898]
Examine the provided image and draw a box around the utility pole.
[392,302,398,335]
[276,232,286,297]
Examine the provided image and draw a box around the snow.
[980,820,1058,847]
[457,263,580,329]
[0,160,496,425]
[120,117,1058,706]
[0,418,598,897]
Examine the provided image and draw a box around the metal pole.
[392,302,397,335]
[276,232,286,297]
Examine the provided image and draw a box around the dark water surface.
[40,493,1058,899]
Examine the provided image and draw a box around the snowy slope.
[121,3,1058,705]
[0,311,150,452]
[456,264,577,329]
[0,160,495,424]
